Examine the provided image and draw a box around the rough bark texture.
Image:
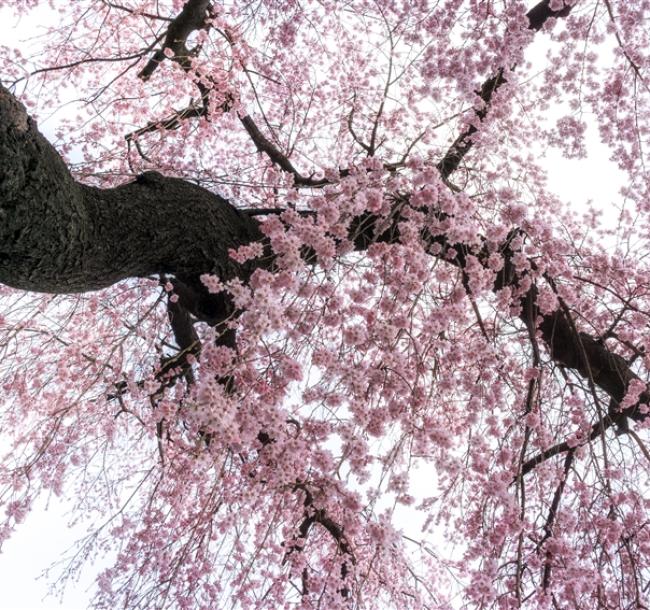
[0,85,262,294]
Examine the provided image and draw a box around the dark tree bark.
[0,85,262,295]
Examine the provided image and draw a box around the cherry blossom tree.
[1,0,650,607]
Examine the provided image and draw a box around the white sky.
[0,495,97,610]
[0,4,627,610]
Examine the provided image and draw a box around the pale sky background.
[0,4,627,610]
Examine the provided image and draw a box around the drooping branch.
[129,0,573,188]
[348,209,650,448]
[540,448,576,589]
[2,0,645,476]
[130,0,331,187]
[130,0,573,190]
[284,482,355,599]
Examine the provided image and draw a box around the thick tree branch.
[348,210,650,439]
[239,115,331,187]
[131,0,330,187]
[5,74,647,475]
[521,418,609,476]
[132,0,573,189]
[2,0,646,475]
[138,0,212,81]
[527,0,573,31]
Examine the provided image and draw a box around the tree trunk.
[0,85,262,294]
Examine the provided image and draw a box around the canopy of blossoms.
[1,0,650,608]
